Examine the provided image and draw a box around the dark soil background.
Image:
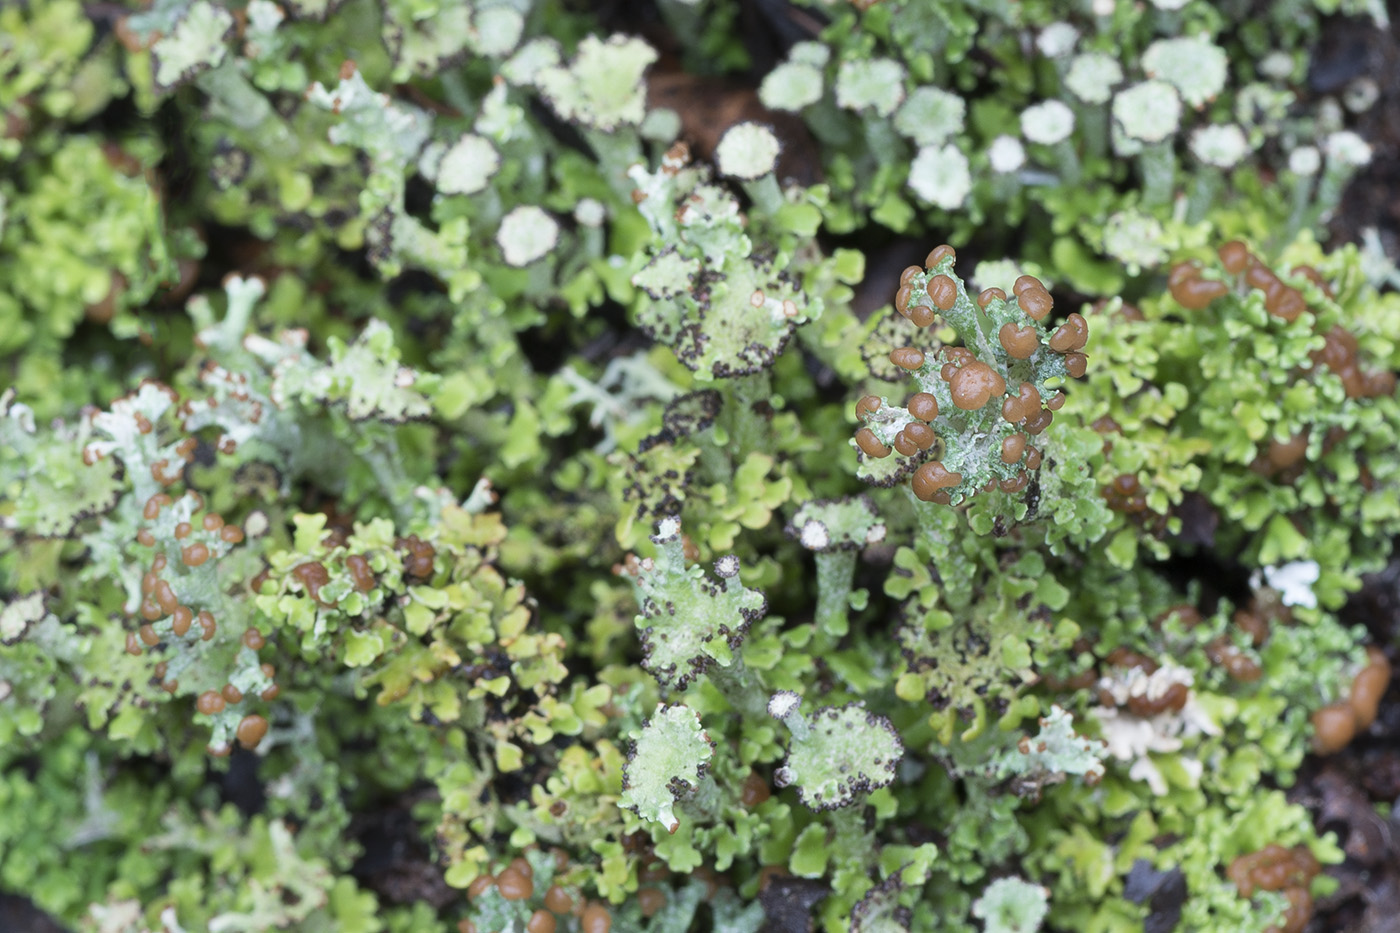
[6,6,1400,933]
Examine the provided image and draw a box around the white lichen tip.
[972,877,1051,933]
[798,520,830,551]
[1344,77,1380,114]
[159,907,187,933]
[1289,146,1322,176]
[1,593,46,645]
[1257,561,1321,609]
[988,135,1026,174]
[1020,100,1075,145]
[1112,81,1182,143]
[787,497,881,552]
[1325,130,1373,167]
[1,390,35,434]
[435,133,500,196]
[789,41,830,69]
[759,61,824,112]
[243,510,270,538]
[1189,124,1249,168]
[1259,51,1296,82]
[150,0,234,91]
[652,515,683,543]
[501,37,562,86]
[1142,36,1229,109]
[224,273,267,303]
[768,690,802,720]
[1065,52,1123,105]
[907,144,972,210]
[1036,22,1079,58]
[893,86,966,147]
[639,107,682,143]
[535,34,658,131]
[573,197,607,228]
[715,122,781,180]
[713,554,741,578]
[834,57,907,118]
[471,4,525,57]
[245,0,284,43]
[496,205,559,267]
[1102,210,1167,273]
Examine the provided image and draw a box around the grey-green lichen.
[0,2,1393,932]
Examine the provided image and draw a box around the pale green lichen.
[1,391,121,537]
[1,4,1392,932]
[150,1,233,91]
[994,706,1104,785]
[625,518,766,690]
[496,205,560,267]
[434,133,501,196]
[788,497,884,553]
[265,319,438,423]
[1064,52,1123,105]
[626,145,825,380]
[835,58,907,118]
[536,34,657,131]
[500,37,562,86]
[0,591,47,646]
[1142,35,1229,109]
[759,60,825,112]
[383,0,470,78]
[907,144,971,209]
[632,249,701,300]
[1113,80,1183,144]
[715,122,781,180]
[772,698,903,811]
[1020,101,1075,146]
[305,69,432,172]
[1190,124,1250,167]
[1102,210,1168,273]
[893,86,966,147]
[620,704,715,833]
[972,877,1050,933]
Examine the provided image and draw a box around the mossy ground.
[5,1,1400,932]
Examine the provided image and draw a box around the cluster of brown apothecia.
[1226,843,1321,933]
[128,490,276,755]
[1169,242,1313,320]
[1309,646,1392,756]
[461,852,616,933]
[854,245,1087,504]
[1171,242,1395,402]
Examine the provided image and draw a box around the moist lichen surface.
[2,2,1399,932]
